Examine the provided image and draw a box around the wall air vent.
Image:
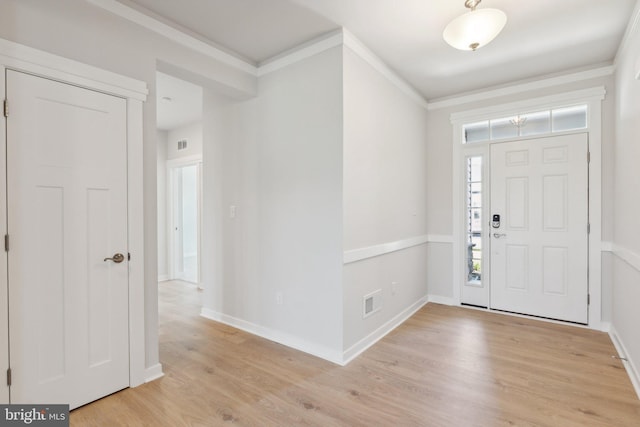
[363,289,382,318]
[177,139,187,150]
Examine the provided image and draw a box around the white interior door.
[490,133,589,323]
[169,163,201,284]
[6,70,130,409]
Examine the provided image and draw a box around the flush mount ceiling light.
[443,0,507,51]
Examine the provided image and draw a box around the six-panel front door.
[6,70,130,409]
[490,133,589,324]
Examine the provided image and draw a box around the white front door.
[490,133,589,323]
[6,70,130,409]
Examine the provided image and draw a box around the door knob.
[104,253,125,263]
[493,233,507,238]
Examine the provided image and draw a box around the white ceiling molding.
[342,30,428,110]
[87,0,258,75]
[615,0,640,68]
[86,1,427,108]
[431,66,614,111]
[257,29,343,76]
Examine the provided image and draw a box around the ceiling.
[140,0,635,125]
[156,72,203,131]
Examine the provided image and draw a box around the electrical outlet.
[276,292,283,305]
[229,205,236,219]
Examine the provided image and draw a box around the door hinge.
[3,99,7,118]
[588,294,591,306]
[587,151,591,164]
[4,235,8,252]
[6,368,11,386]
[587,223,591,234]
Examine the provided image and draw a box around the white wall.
[0,0,256,375]
[342,47,429,352]
[157,130,169,280]
[612,4,640,396]
[425,74,617,315]
[167,121,203,160]
[201,47,345,361]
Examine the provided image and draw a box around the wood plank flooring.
[71,281,640,426]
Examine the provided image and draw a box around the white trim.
[610,326,640,400]
[157,274,170,282]
[342,296,428,364]
[427,234,454,244]
[166,154,203,168]
[601,241,614,252]
[612,244,640,273]
[258,30,343,76]
[80,3,430,110]
[126,99,149,387]
[342,30,428,110]
[430,66,613,111]
[615,0,640,68]
[259,29,429,110]
[450,87,606,124]
[343,235,429,264]
[144,364,165,383]
[200,308,344,365]
[87,0,257,75]
[0,38,148,101]
[427,295,457,306]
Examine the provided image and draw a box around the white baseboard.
[157,274,170,282]
[200,308,343,365]
[427,295,458,306]
[609,326,640,400]
[144,363,164,383]
[342,296,429,365]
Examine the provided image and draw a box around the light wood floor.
[71,281,640,426]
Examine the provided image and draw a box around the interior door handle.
[104,253,125,263]
[493,233,507,238]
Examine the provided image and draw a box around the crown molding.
[85,2,429,107]
[341,30,429,109]
[430,65,614,111]
[258,29,428,109]
[615,0,640,68]
[257,30,343,76]
[86,0,258,75]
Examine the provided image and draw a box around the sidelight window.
[466,156,483,285]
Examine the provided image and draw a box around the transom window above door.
[463,104,588,144]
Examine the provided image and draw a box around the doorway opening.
[168,161,202,284]
[156,71,204,295]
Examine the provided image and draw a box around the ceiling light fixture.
[443,0,507,51]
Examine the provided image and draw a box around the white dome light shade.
[443,8,507,51]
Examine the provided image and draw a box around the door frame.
[166,156,203,285]
[0,38,149,399]
[451,87,606,330]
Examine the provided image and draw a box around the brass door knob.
[104,253,125,263]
